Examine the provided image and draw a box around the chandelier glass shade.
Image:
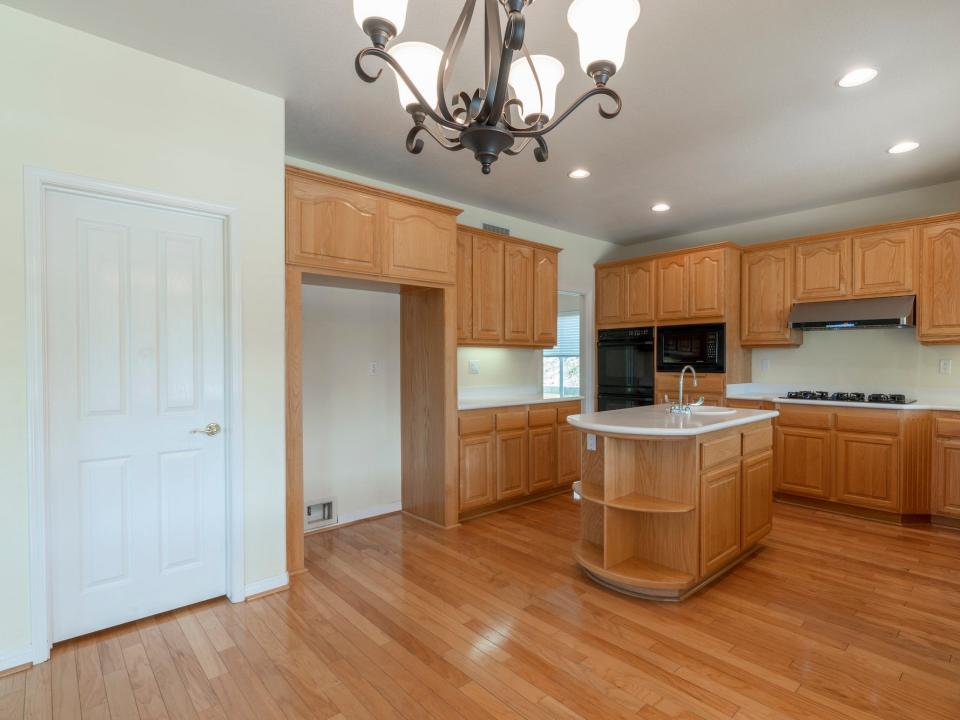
[353,0,641,174]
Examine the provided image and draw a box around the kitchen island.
[568,404,779,600]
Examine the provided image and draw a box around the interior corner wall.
[0,5,286,664]
[301,284,402,526]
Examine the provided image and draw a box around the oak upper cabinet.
[688,248,725,318]
[382,201,457,284]
[533,249,559,346]
[834,432,900,511]
[741,247,802,346]
[741,450,773,548]
[700,464,741,577]
[471,234,504,342]
[851,227,916,297]
[459,434,496,513]
[597,267,625,325]
[795,237,849,301]
[919,220,960,343]
[656,255,689,321]
[286,175,380,275]
[625,260,655,323]
[456,232,473,341]
[775,426,832,498]
[504,243,535,343]
[497,429,528,501]
[458,227,561,348]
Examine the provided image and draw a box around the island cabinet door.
[459,435,496,512]
[700,464,742,577]
[529,426,558,492]
[741,450,773,548]
[497,430,528,500]
[834,432,900,511]
[775,426,832,498]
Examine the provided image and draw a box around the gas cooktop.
[781,391,916,404]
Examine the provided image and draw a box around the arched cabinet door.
[286,178,380,274]
[740,247,801,346]
[919,221,960,343]
[851,226,916,297]
[382,201,457,284]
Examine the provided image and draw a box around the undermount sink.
[690,406,737,416]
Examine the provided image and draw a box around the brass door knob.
[190,422,222,437]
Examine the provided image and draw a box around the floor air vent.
[305,498,337,530]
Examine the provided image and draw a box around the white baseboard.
[0,646,36,674]
[243,572,289,600]
[336,501,402,527]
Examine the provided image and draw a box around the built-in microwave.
[656,323,725,373]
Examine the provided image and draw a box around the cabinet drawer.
[700,432,742,471]
[935,416,960,438]
[459,413,494,436]
[777,406,834,429]
[835,410,901,435]
[528,407,558,427]
[496,410,528,431]
[657,372,725,395]
[558,404,582,423]
[742,423,773,456]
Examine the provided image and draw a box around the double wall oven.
[597,327,654,410]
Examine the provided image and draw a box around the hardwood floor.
[5,496,960,719]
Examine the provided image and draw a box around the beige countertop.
[458,394,583,411]
[568,404,778,437]
[726,383,960,412]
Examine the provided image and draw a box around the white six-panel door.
[45,190,227,642]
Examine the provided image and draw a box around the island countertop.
[568,404,779,436]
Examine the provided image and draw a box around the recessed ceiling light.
[888,141,919,154]
[651,203,671,212]
[837,67,878,88]
[568,168,591,179]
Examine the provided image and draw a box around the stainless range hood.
[788,296,915,330]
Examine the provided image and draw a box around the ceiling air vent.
[482,223,510,236]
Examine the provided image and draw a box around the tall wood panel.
[533,249,558,346]
[471,235,504,342]
[741,247,801,346]
[919,220,960,343]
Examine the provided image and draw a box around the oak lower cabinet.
[774,406,933,519]
[934,414,960,519]
[286,167,459,284]
[458,400,581,519]
[457,225,561,348]
[458,435,496,513]
[775,426,832,498]
[834,432,900,511]
[497,430,528,500]
[700,464,741,576]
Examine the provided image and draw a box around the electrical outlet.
[368,361,379,376]
[468,360,480,374]
[939,359,952,375]
[760,358,771,372]
[586,433,597,452]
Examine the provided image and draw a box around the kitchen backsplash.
[457,347,543,390]
[752,328,960,390]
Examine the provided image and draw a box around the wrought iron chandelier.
[353,0,641,174]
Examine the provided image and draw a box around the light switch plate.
[368,361,379,376]
[940,359,952,375]
[468,360,480,374]
[760,358,770,372]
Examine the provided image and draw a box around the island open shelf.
[567,405,778,600]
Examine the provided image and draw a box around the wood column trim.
[285,266,305,574]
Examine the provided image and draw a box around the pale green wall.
[0,6,286,662]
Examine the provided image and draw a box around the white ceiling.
[8,0,960,244]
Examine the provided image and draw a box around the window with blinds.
[543,311,581,398]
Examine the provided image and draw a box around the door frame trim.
[24,167,246,665]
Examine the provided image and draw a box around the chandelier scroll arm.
[481,0,524,126]
[355,47,464,132]
[512,86,623,138]
[406,123,465,155]
[436,0,476,124]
